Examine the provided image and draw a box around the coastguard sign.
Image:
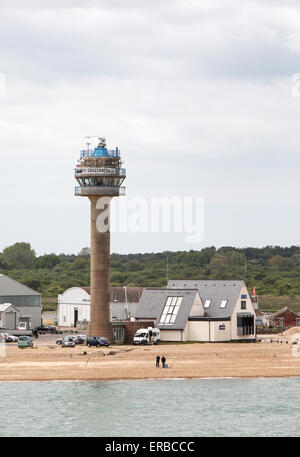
[76,168,116,175]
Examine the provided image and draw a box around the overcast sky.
[0,0,299,255]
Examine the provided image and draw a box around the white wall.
[160,329,183,341]
[58,287,90,326]
[189,292,205,317]
[231,284,256,340]
[187,320,209,341]
[210,321,231,342]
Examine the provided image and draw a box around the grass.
[42,297,57,312]
[259,295,300,313]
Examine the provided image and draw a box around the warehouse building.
[58,286,144,328]
[0,274,42,329]
[134,280,256,342]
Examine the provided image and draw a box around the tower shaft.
[75,137,126,342]
[88,196,112,339]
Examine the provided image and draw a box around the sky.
[0,0,300,255]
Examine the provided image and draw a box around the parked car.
[18,336,33,348]
[62,336,76,348]
[86,336,110,347]
[73,335,85,344]
[56,335,75,345]
[36,325,50,334]
[48,326,62,334]
[18,322,30,331]
[36,325,62,335]
[3,333,18,343]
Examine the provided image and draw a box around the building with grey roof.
[135,280,256,342]
[0,274,42,329]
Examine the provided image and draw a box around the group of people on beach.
[156,355,167,368]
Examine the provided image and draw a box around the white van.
[133,327,160,345]
[17,322,28,331]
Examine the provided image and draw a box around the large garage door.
[5,312,16,329]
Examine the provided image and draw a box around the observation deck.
[75,186,126,196]
[75,138,126,198]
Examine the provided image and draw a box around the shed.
[0,303,20,330]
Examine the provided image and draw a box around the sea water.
[0,377,299,437]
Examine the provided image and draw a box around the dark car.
[48,326,62,334]
[86,336,110,347]
[36,326,62,335]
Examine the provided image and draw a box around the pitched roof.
[0,274,41,296]
[255,309,264,317]
[269,307,300,319]
[135,288,200,330]
[80,286,144,303]
[111,302,139,321]
[0,303,18,312]
[167,279,245,318]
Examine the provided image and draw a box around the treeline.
[0,242,300,297]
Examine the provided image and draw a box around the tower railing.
[80,149,120,158]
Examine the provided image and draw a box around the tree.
[1,242,36,269]
[278,258,294,271]
[78,247,90,257]
[35,254,60,269]
[23,278,42,292]
[267,255,283,267]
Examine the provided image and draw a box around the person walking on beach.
[156,355,160,367]
[161,355,166,368]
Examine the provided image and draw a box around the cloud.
[0,0,299,254]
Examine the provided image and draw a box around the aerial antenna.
[166,254,169,284]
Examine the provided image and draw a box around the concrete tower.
[75,137,126,339]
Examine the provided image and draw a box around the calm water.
[0,377,299,437]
